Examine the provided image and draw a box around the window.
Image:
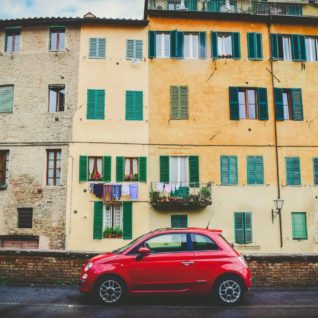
[247,32,263,60]
[280,35,292,61]
[5,28,20,53]
[191,234,219,251]
[104,205,122,230]
[156,32,171,58]
[286,157,301,186]
[49,27,65,51]
[211,32,240,59]
[229,87,268,121]
[291,212,307,240]
[17,208,33,229]
[220,156,238,185]
[87,89,105,120]
[170,157,189,185]
[170,86,188,120]
[124,158,138,182]
[48,85,65,112]
[88,157,103,181]
[168,0,181,10]
[0,85,14,113]
[184,33,199,59]
[305,37,318,62]
[47,150,61,186]
[274,88,303,121]
[234,212,252,244]
[89,38,106,59]
[247,156,264,185]
[171,215,188,228]
[143,233,188,253]
[313,158,318,186]
[126,40,143,60]
[125,91,143,121]
[0,151,9,187]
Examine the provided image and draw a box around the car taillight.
[238,255,248,268]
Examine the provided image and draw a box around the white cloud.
[0,0,145,20]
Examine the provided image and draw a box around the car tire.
[213,275,243,306]
[95,275,127,305]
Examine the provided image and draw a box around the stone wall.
[0,250,317,287]
[0,25,80,249]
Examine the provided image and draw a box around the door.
[128,233,196,293]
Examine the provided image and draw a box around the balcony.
[147,0,306,17]
[150,182,212,210]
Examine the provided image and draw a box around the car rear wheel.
[214,275,243,306]
[95,276,126,305]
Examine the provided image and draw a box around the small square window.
[18,208,33,228]
[49,27,65,51]
[48,85,65,112]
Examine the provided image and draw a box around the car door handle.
[181,261,195,266]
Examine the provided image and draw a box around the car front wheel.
[214,275,243,306]
[95,276,126,305]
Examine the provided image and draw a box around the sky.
[0,0,145,20]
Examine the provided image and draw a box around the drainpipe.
[267,15,283,248]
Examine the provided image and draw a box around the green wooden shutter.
[96,90,105,120]
[286,157,301,186]
[248,33,262,60]
[103,156,111,182]
[79,156,88,182]
[207,0,224,12]
[211,31,218,58]
[232,32,240,59]
[234,213,245,244]
[189,156,199,187]
[116,157,124,182]
[177,31,184,59]
[291,212,307,240]
[199,32,206,59]
[86,90,95,119]
[313,158,318,186]
[229,87,239,120]
[93,201,103,240]
[170,86,179,119]
[125,91,134,120]
[149,31,156,58]
[229,156,238,185]
[256,33,263,60]
[185,0,198,11]
[255,156,264,184]
[171,215,188,228]
[271,34,279,60]
[221,156,229,185]
[180,86,188,119]
[126,39,134,59]
[291,88,303,121]
[160,156,170,183]
[247,157,256,185]
[98,38,106,58]
[138,157,147,183]
[292,34,306,62]
[135,40,143,59]
[245,213,253,243]
[0,85,14,113]
[123,202,132,240]
[257,88,269,120]
[170,30,178,58]
[135,91,143,120]
[274,88,284,121]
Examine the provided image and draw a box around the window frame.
[220,155,238,186]
[88,156,103,181]
[217,32,233,58]
[156,32,171,58]
[282,90,293,120]
[0,151,9,187]
[49,27,65,52]
[5,29,20,53]
[0,84,14,113]
[291,212,308,240]
[286,157,301,186]
[171,214,188,228]
[124,157,139,182]
[238,88,258,120]
[183,32,199,59]
[104,204,122,230]
[190,233,220,252]
[17,208,33,229]
[48,85,65,112]
[126,39,143,60]
[46,149,61,187]
[277,34,292,61]
[169,156,189,185]
[234,212,253,244]
[305,36,318,62]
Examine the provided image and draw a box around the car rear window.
[191,234,219,251]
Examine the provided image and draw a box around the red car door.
[127,233,196,294]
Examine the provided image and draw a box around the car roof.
[151,228,223,234]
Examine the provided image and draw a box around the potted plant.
[103,227,112,238]
[114,227,123,238]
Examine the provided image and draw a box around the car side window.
[143,233,188,253]
[191,234,219,251]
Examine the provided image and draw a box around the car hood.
[90,252,119,264]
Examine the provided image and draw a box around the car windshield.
[112,232,150,254]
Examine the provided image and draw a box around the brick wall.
[0,250,317,286]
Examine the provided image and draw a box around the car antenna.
[206,208,213,229]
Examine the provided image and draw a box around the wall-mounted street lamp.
[272,198,284,248]
[272,198,284,223]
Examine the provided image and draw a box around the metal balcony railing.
[147,0,304,17]
[150,182,212,210]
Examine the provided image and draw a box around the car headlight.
[84,262,93,272]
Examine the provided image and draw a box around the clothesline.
[89,182,139,201]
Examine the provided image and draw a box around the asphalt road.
[0,286,318,318]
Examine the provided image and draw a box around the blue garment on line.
[112,185,122,200]
[129,183,138,200]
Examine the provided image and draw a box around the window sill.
[234,244,260,250]
[292,238,308,241]
[103,236,123,239]
[0,184,8,190]
[219,184,238,186]
[49,50,66,53]
[88,56,106,59]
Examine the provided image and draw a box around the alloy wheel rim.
[218,279,241,304]
[99,280,122,304]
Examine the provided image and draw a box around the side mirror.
[138,247,151,255]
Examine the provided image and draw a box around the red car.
[80,228,251,306]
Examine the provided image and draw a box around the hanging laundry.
[129,183,139,200]
[89,183,95,193]
[93,183,104,198]
[112,185,122,201]
[156,183,164,192]
[164,184,172,193]
[122,184,130,196]
[103,184,112,202]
